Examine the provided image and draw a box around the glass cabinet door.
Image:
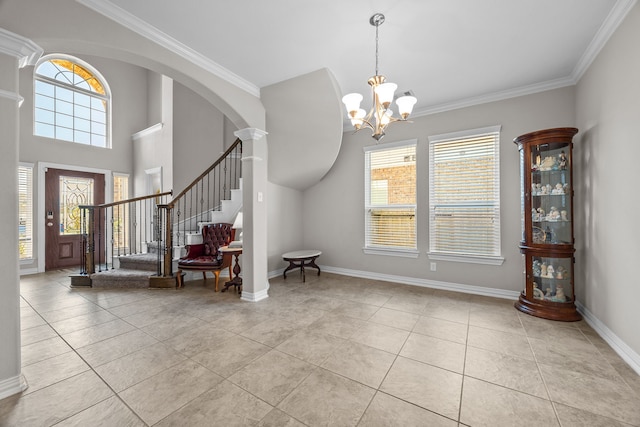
[530,256,573,302]
[530,144,572,246]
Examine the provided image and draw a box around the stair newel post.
[158,204,173,277]
[148,203,176,288]
[82,205,96,275]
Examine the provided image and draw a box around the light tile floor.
[2,269,640,426]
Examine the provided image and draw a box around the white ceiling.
[85,0,633,116]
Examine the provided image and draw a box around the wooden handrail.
[168,138,242,207]
[96,191,173,209]
[77,137,242,282]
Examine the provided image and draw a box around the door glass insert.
[59,176,94,235]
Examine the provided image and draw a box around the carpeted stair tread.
[117,253,159,272]
[90,268,152,288]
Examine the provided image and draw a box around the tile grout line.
[20,292,149,426]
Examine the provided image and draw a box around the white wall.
[303,87,576,293]
[575,3,640,360]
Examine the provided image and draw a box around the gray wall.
[303,86,576,292]
[132,75,173,198]
[19,54,148,173]
[262,68,343,191]
[0,50,23,398]
[575,3,640,359]
[172,80,225,194]
[19,54,149,272]
[268,182,304,270]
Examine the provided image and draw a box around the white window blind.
[364,140,417,253]
[18,165,33,260]
[429,126,501,258]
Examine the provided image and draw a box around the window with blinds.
[364,140,417,255]
[428,126,501,259]
[18,165,33,260]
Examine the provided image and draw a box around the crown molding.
[572,0,638,81]
[342,74,576,131]
[343,0,637,130]
[413,76,576,118]
[76,0,260,98]
[0,28,43,68]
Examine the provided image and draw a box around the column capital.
[0,28,43,68]
[234,128,268,142]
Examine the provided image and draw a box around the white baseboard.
[576,301,640,376]
[19,267,39,276]
[319,265,521,300]
[268,268,285,279]
[241,288,269,302]
[0,374,27,400]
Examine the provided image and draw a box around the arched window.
[34,55,111,148]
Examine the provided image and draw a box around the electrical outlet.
[430,262,437,272]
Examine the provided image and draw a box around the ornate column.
[234,128,269,302]
[0,28,42,399]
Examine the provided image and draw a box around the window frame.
[427,126,504,265]
[363,139,419,258]
[33,54,112,148]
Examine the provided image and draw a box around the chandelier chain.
[375,22,379,76]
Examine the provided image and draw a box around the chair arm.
[183,243,205,259]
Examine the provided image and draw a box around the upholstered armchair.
[176,223,235,291]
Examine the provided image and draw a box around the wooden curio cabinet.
[514,128,581,321]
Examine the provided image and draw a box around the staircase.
[89,182,242,288]
[77,138,243,288]
[179,178,242,252]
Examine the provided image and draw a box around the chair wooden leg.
[214,270,220,292]
[202,272,207,280]
[176,269,183,288]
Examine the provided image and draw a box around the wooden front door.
[45,168,105,270]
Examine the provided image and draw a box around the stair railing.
[78,138,242,281]
[155,138,243,278]
[79,191,173,275]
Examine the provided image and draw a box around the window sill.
[427,252,504,265]
[363,247,419,258]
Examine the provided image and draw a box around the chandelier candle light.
[342,13,417,141]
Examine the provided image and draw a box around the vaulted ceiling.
[81,0,635,116]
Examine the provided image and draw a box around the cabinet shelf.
[514,127,580,322]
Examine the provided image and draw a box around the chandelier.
[342,13,417,141]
